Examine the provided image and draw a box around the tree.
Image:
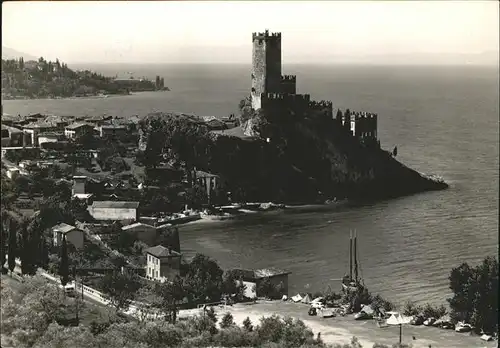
[183,253,224,304]
[100,271,141,312]
[154,276,185,324]
[1,275,68,347]
[448,256,498,334]
[220,312,234,328]
[135,283,162,323]
[256,277,279,299]
[471,257,498,333]
[20,219,37,275]
[242,316,253,332]
[8,218,18,274]
[447,261,478,323]
[59,235,70,286]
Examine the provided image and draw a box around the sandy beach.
[179,301,496,348]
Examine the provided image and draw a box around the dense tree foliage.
[100,271,142,312]
[1,57,164,99]
[182,253,224,304]
[447,256,498,333]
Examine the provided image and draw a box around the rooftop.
[23,120,59,129]
[1,124,23,133]
[254,268,291,278]
[196,170,219,178]
[211,126,259,140]
[52,222,79,234]
[145,245,181,258]
[122,222,155,230]
[100,124,127,129]
[231,267,291,280]
[91,201,140,209]
[65,122,94,130]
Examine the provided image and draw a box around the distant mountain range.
[2,46,38,61]
[2,45,498,66]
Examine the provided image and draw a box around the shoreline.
[179,301,494,348]
[2,90,171,102]
[183,199,350,226]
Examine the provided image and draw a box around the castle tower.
[251,30,282,110]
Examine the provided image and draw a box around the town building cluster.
[1,108,289,291]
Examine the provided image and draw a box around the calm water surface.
[4,64,498,305]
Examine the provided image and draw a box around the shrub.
[243,316,253,332]
[402,300,423,317]
[281,317,316,347]
[255,315,285,343]
[206,306,217,323]
[213,326,255,347]
[371,294,395,313]
[332,336,363,348]
[313,291,324,299]
[422,303,447,319]
[220,312,234,328]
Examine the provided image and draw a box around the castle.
[250,30,377,142]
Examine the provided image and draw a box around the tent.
[359,305,375,316]
[301,293,313,304]
[480,334,493,342]
[386,311,412,325]
[311,297,324,304]
[291,294,303,303]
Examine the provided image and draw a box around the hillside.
[1,46,37,61]
[1,57,166,100]
[138,109,447,205]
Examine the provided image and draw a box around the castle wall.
[346,112,378,139]
[281,75,296,94]
[260,93,311,116]
[307,100,333,119]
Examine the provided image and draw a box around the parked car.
[423,317,436,326]
[354,311,373,320]
[455,322,473,333]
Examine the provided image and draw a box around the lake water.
[3,64,499,306]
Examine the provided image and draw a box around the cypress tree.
[20,220,35,275]
[1,222,6,270]
[8,219,17,274]
[59,235,69,286]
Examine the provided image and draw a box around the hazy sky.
[2,1,499,64]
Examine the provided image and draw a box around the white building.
[88,201,139,222]
[145,245,182,282]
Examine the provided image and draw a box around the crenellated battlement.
[262,93,310,102]
[252,29,281,40]
[349,111,378,121]
[281,75,296,82]
[308,100,333,108]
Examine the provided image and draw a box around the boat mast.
[349,230,353,281]
[354,229,358,283]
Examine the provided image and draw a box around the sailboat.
[341,230,363,292]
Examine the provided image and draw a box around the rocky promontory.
[137,109,448,205]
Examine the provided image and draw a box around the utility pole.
[399,323,402,345]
